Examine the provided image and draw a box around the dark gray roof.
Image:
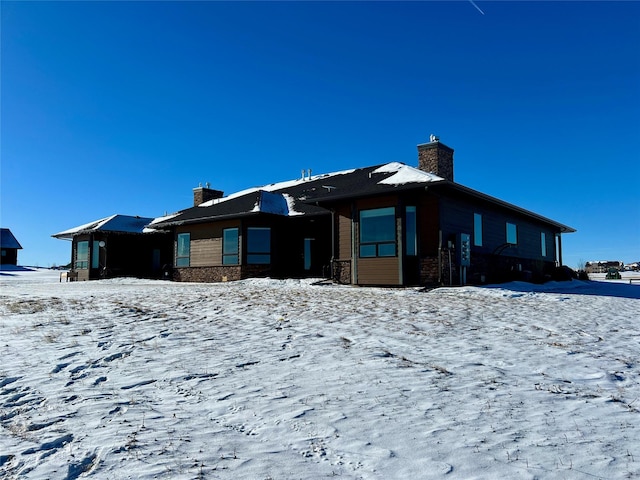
[0,229,22,249]
[152,163,444,227]
[151,162,575,233]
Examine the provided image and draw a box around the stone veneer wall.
[241,264,272,279]
[419,257,440,285]
[417,142,454,182]
[173,266,242,283]
[332,260,352,284]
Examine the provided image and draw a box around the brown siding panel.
[337,206,352,260]
[357,257,400,285]
[177,220,241,267]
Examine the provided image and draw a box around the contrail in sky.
[469,0,485,15]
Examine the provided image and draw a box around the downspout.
[438,230,443,285]
[351,202,357,284]
[330,209,335,280]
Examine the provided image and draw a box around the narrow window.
[474,213,483,247]
[247,227,271,264]
[75,241,89,269]
[304,238,312,271]
[222,228,239,265]
[405,206,417,256]
[541,232,547,257]
[506,223,518,245]
[359,207,396,257]
[92,241,100,269]
[176,233,191,267]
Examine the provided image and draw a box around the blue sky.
[2,1,638,268]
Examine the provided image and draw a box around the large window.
[474,213,483,247]
[405,206,417,256]
[75,241,89,269]
[222,228,239,265]
[176,233,191,267]
[541,232,547,257]
[359,207,396,257]
[247,227,271,264]
[506,223,518,245]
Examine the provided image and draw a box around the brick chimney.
[193,184,224,206]
[417,135,454,182]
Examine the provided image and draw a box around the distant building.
[585,261,623,274]
[0,228,23,265]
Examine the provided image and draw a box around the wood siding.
[176,220,241,267]
[418,195,440,256]
[336,205,352,260]
[439,196,557,261]
[357,257,400,285]
[354,196,401,285]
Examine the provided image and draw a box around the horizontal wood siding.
[439,195,557,261]
[354,196,401,285]
[176,220,241,267]
[357,257,400,285]
[418,195,440,256]
[336,205,352,260]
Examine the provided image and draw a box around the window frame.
[247,227,271,264]
[359,207,397,258]
[176,233,191,267]
[405,206,417,257]
[222,227,239,265]
[473,213,483,247]
[541,232,547,257]
[75,241,89,269]
[506,222,518,245]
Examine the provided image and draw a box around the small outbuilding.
[0,228,23,266]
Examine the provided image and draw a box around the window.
[176,233,190,267]
[247,227,271,264]
[506,223,518,245]
[92,241,100,269]
[1,250,6,257]
[405,206,417,256]
[75,241,89,269]
[541,232,547,257]
[474,213,483,247]
[222,228,239,265]
[359,207,396,257]
[304,238,312,271]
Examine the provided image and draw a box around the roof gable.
[0,229,22,249]
[53,215,156,239]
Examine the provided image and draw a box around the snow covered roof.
[52,215,157,239]
[151,161,574,233]
[153,162,445,227]
[0,228,22,249]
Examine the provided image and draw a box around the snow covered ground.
[1,268,639,479]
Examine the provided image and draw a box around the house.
[52,215,173,281]
[0,228,23,266]
[151,137,575,286]
[585,260,623,274]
